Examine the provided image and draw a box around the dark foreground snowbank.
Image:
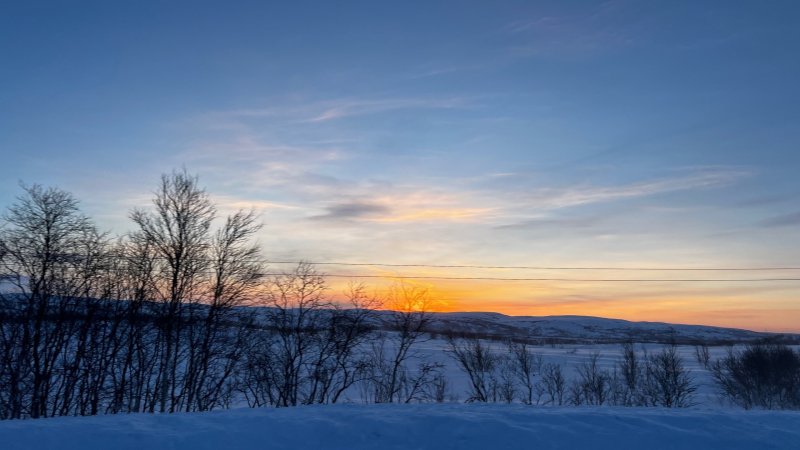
[1,404,799,450]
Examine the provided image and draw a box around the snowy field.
[3,333,797,448]
[1,403,799,450]
[349,338,775,407]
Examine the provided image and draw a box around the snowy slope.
[1,291,778,343]
[379,311,775,343]
[408,340,724,405]
[1,404,799,450]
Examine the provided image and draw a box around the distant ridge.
[372,310,792,344]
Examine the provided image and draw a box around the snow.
[2,304,797,448]
[374,338,787,406]
[408,311,772,342]
[1,404,798,450]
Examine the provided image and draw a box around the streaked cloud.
[520,168,750,211]
[502,1,644,58]
[305,97,471,122]
[309,191,493,224]
[310,202,390,221]
[496,215,605,230]
[760,211,800,227]
[196,96,474,124]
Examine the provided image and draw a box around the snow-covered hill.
[1,290,781,343]
[373,311,778,343]
[2,404,799,450]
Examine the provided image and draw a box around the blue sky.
[1,1,799,329]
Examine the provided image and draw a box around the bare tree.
[125,170,266,414]
[130,169,216,413]
[447,336,497,402]
[641,345,696,408]
[258,262,330,407]
[541,363,566,406]
[496,356,517,404]
[366,283,435,403]
[106,235,161,414]
[397,360,445,404]
[0,184,108,419]
[507,341,541,405]
[571,353,611,406]
[242,273,382,407]
[427,372,449,403]
[695,344,711,369]
[180,210,263,412]
[304,282,377,405]
[618,342,643,406]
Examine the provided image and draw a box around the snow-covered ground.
[405,311,772,342]
[1,403,798,450]
[2,309,796,448]
[351,338,773,406]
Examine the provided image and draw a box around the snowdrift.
[1,404,799,450]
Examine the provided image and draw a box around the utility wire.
[255,273,800,282]
[11,252,800,272]
[264,261,800,271]
[5,253,800,282]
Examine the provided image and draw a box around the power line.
[260,273,800,282]
[264,261,800,272]
[4,264,800,283]
[5,252,800,282]
[8,251,800,271]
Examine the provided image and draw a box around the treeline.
[443,337,800,409]
[445,338,697,407]
[428,328,800,347]
[0,171,442,419]
[1,171,798,420]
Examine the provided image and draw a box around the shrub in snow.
[712,343,800,410]
[541,363,567,406]
[446,336,498,402]
[640,345,697,408]
[569,353,613,406]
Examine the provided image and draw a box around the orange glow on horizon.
[325,272,800,334]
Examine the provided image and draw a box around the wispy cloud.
[167,98,758,285]
[175,94,477,187]
[488,168,750,231]
[371,207,490,223]
[504,16,561,34]
[198,96,474,124]
[496,215,605,230]
[760,211,800,227]
[305,97,470,122]
[212,196,299,211]
[294,167,748,229]
[735,194,797,208]
[501,1,645,58]
[405,63,487,80]
[523,168,750,210]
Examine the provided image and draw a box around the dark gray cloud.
[310,202,390,221]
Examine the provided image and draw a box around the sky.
[1,1,799,331]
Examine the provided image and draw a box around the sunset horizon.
[2,1,798,333]
[3,2,800,446]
